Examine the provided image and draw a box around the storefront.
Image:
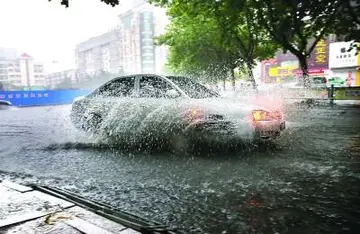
[329,41,360,87]
[261,38,331,83]
[292,38,330,78]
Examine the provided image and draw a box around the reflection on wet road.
[0,104,360,233]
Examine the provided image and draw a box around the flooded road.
[0,103,360,233]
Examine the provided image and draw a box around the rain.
[1,0,360,234]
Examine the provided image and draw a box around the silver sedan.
[70,74,285,149]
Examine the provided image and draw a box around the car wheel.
[169,133,191,154]
[85,113,102,132]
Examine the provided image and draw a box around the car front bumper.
[183,119,286,142]
[253,120,286,139]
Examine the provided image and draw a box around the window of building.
[142,12,153,20]
[121,14,132,29]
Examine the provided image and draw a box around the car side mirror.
[164,89,180,98]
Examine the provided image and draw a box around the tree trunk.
[230,69,236,91]
[298,56,310,88]
[222,76,226,91]
[246,62,258,92]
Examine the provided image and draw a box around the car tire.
[85,113,102,132]
[169,134,191,155]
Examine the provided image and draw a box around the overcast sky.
[0,0,132,71]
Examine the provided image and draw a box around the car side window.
[139,76,178,98]
[95,77,136,97]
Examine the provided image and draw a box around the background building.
[0,48,45,90]
[118,0,168,74]
[45,69,76,89]
[75,29,122,79]
[74,1,169,77]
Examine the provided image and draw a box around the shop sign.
[308,38,329,69]
[329,41,360,69]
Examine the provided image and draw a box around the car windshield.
[166,76,219,99]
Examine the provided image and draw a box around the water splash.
[84,97,267,151]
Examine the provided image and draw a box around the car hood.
[181,97,271,118]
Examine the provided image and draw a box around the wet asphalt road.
[0,103,360,234]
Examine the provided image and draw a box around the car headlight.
[252,110,282,121]
[182,108,204,122]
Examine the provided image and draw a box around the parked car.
[70,75,285,149]
[310,76,328,88]
[0,100,12,109]
[327,77,345,87]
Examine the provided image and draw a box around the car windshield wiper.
[28,184,184,234]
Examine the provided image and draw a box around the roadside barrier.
[0,89,91,107]
[283,85,360,104]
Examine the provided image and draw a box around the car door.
[135,75,182,136]
[85,76,137,121]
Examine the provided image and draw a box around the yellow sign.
[269,67,278,77]
[315,39,327,64]
[268,65,298,77]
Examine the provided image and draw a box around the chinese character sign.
[308,39,329,69]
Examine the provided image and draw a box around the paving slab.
[0,182,141,234]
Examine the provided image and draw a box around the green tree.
[251,0,342,87]
[48,0,119,7]
[332,0,360,42]
[156,14,239,89]
[154,0,277,90]
[151,0,358,87]
[211,0,278,89]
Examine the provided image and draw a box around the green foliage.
[332,0,360,42]
[156,14,237,83]
[248,0,342,86]
[48,0,119,7]
[152,0,360,87]
[252,0,339,58]
[154,0,278,87]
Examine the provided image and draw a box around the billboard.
[329,41,360,69]
[307,38,329,70]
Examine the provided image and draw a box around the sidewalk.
[0,180,139,234]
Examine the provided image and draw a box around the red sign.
[292,68,325,75]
